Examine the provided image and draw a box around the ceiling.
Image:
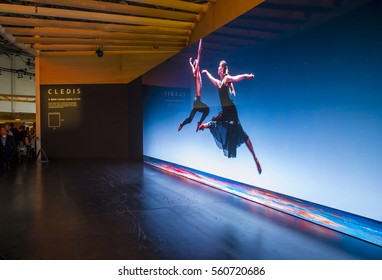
[0,0,373,58]
[0,0,374,122]
[0,0,265,57]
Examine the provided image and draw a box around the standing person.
[28,122,37,160]
[0,125,17,169]
[178,39,209,132]
[199,60,262,174]
[8,123,19,144]
[4,123,13,136]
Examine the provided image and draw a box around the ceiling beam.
[0,16,190,36]
[0,3,194,30]
[0,24,38,56]
[16,36,187,47]
[22,0,199,22]
[0,94,36,103]
[39,50,179,57]
[31,44,183,52]
[5,27,187,42]
[104,0,208,13]
[190,0,265,44]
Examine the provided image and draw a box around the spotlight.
[95,48,103,58]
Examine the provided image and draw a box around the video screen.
[143,2,382,222]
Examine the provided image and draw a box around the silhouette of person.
[199,60,262,174]
[0,125,17,169]
[178,39,209,132]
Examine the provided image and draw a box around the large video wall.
[143,2,382,222]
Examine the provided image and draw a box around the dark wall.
[127,79,143,162]
[40,77,143,160]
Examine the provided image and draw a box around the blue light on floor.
[144,156,382,247]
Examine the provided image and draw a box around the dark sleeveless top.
[218,83,239,122]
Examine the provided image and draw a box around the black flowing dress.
[208,83,248,158]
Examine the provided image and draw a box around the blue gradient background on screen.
[143,3,382,221]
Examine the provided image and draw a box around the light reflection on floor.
[2,159,382,259]
[144,156,382,247]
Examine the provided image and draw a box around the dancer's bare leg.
[245,138,262,174]
[178,108,197,131]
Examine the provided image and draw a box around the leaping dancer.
[178,39,210,132]
[199,60,262,174]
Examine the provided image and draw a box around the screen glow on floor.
[144,156,382,247]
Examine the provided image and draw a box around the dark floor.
[1,159,382,260]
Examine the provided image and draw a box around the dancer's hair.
[220,60,235,94]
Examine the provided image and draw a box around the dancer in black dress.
[178,39,209,132]
[199,60,262,174]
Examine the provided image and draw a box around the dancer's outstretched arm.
[189,57,195,73]
[224,73,254,83]
[202,69,220,88]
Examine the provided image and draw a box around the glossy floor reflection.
[1,159,382,260]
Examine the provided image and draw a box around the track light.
[95,47,103,58]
